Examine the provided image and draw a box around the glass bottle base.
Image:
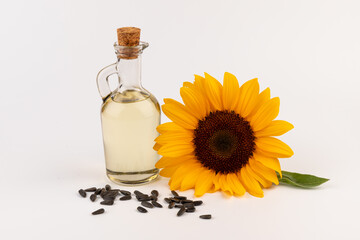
[106,168,159,186]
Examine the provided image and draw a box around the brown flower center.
[193,110,255,174]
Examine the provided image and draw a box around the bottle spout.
[114,41,148,59]
[140,41,149,50]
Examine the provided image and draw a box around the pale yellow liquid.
[101,90,160,185]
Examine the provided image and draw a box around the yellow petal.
[162,100,198,130]
[222,72,240,110]
[194,169,215,197]
[253,152,282,178]
[153,142,161,151]
[246,163,273,188]
[249,158,279,184]
[238,166,264,198]
[180,163,204,191]
[194,74,209,99]
[169,169,184,190]
[255,120,294,137]
[156,122,186,134]
[169,164,194,190]
[183,81,194,88]
[155,156,169,168]
[203,73,223,111]
[194,74,205,88]
[236,78,259,118]
[158,143,194,157]
[207,185,217,193]
[155,131,193,145]
[250,97,280,132]
[163,98,180,105]
[185,77,212,110]
[212,173,222,191]
[227,173,246,196]
[219,174,233,195]
[160,165,179,178]
[256,137,294,158]
[247,88,270,121]
[180,86,208,119]
[155,155,195,168]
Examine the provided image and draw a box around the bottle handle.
[96,63,119,100]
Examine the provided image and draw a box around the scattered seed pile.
[78,184,212,219]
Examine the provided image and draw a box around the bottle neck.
[116,55,142,90]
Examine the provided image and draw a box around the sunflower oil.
[101,90,160,184]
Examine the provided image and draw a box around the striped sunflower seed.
[100,200,114,205]
[141,201,154,208]
[151,201,163,208]
[120,195,131,201]
[199,214,211,219]
[78,189,86,198]
[90,194,97,202]
[137,206,147,213]
[120,190,131,195]
[177,206,186,216]
[151,190,159,197]
[85,187,97,192]
[92,208,105,215]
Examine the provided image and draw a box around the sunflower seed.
[105,184,111,191]
[164,198,172,203]
[120,190,131,195]
[141,201,154,208]
[137,195,152,202]
[183,203,195,208]
[170,198,180,203]
[168,202,175,209]
[185,207,196,213]
[134,190,145,196]
[100,188,107,197]
[85,187,97,192]
[102,195,116,201]
[101,193,116,199]
[181,200,193,204]
[151,190,159,197]
[100,200,114,205]
[105,190,119,197]
[174,204,183,208]
[137,206,147,213]
[193,200,203,206]
[171,190,179,197]
[92,208,105,215]
[199,214,211,219]
[177,206,186,216]
[102,190,117,196]
[151,201,163,208]
[78,189,86,198]
[174,196,187,200]
[90,194,97,202]
[120,195,132,201]
[95,188,102,195]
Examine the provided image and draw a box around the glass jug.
[97,41,160,185]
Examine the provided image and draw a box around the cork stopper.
[117,27,140,46]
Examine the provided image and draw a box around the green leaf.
[276,171,329,188]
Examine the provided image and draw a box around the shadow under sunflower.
[154,72,294,197]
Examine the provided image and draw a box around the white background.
[1,0,359,239]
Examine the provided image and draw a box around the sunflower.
[154,72,294,197]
